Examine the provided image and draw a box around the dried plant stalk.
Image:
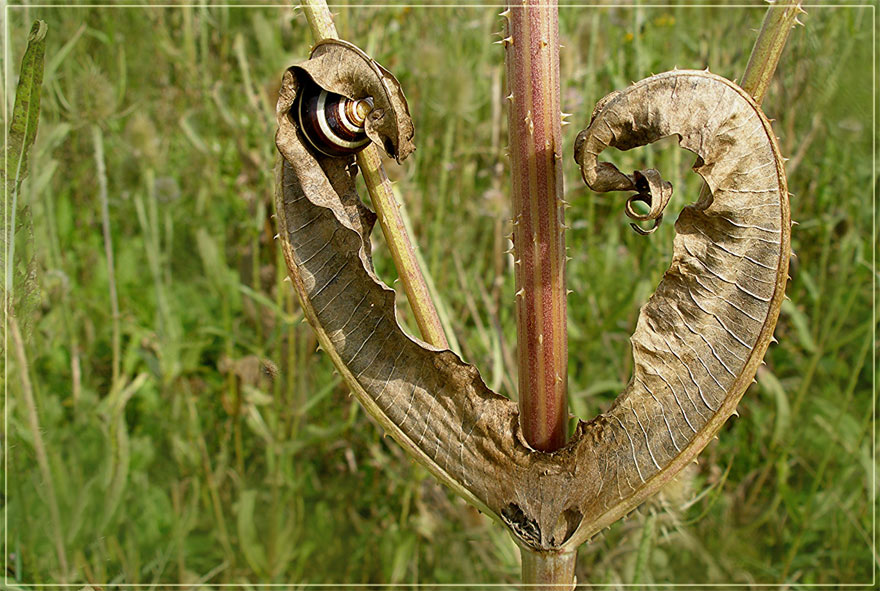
[276,40,790,553]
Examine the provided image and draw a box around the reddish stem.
[504,0,568,452]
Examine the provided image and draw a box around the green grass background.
[3,1,875,587]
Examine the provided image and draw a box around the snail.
[294,81,374,157]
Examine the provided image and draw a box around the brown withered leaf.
[275,53,790,553]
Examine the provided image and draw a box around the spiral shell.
[295,82,374,157]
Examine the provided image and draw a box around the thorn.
[283,276,291,283]
[732,410,740,418]
[273,233,280,240]
[770,336,778,344]
[538,333,544,345]
[499,8,510,18]
[539,38,548,48]
[561,120,571,127]
[514,258,522,266]
[316,345,322,352]
[566,289,574,295]
[752,378,758,384]
[794,17,805,27]
[787,275,792,281]
[515,288,525,298]
[565,256,573,262]
[506,93,514,102]
[525,110,534,135]
[693,458,699,465]
[791,220,799,226]
[783,294,791,300]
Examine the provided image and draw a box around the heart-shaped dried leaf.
[276,58,790,554]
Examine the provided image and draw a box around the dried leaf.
[569,70,791,543]
[276,57,790,553]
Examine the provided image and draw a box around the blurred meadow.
[2,1,875,587]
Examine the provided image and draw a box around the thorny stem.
[299,0,448,349]
[504,1,572,587]
[741,0,805,104]
[503,0,568,453]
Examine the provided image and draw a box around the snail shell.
[295,81,374,157]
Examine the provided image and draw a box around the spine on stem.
[503,0,568,452]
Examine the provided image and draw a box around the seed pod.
[294,81,374,157]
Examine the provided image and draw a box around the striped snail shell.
[295,81,374,157]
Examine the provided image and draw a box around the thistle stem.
[299,0,448,349]
[504,0,568,453]
[741,0,804,104]
[521,549,577,591]
[504,1,573,585]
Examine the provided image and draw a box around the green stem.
[93,124,121,386]
[741,0,804,104]
[299,0,448,349]
[9,311,69,579]
[632,512,656,584]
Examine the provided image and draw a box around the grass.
[3,2,874,587]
